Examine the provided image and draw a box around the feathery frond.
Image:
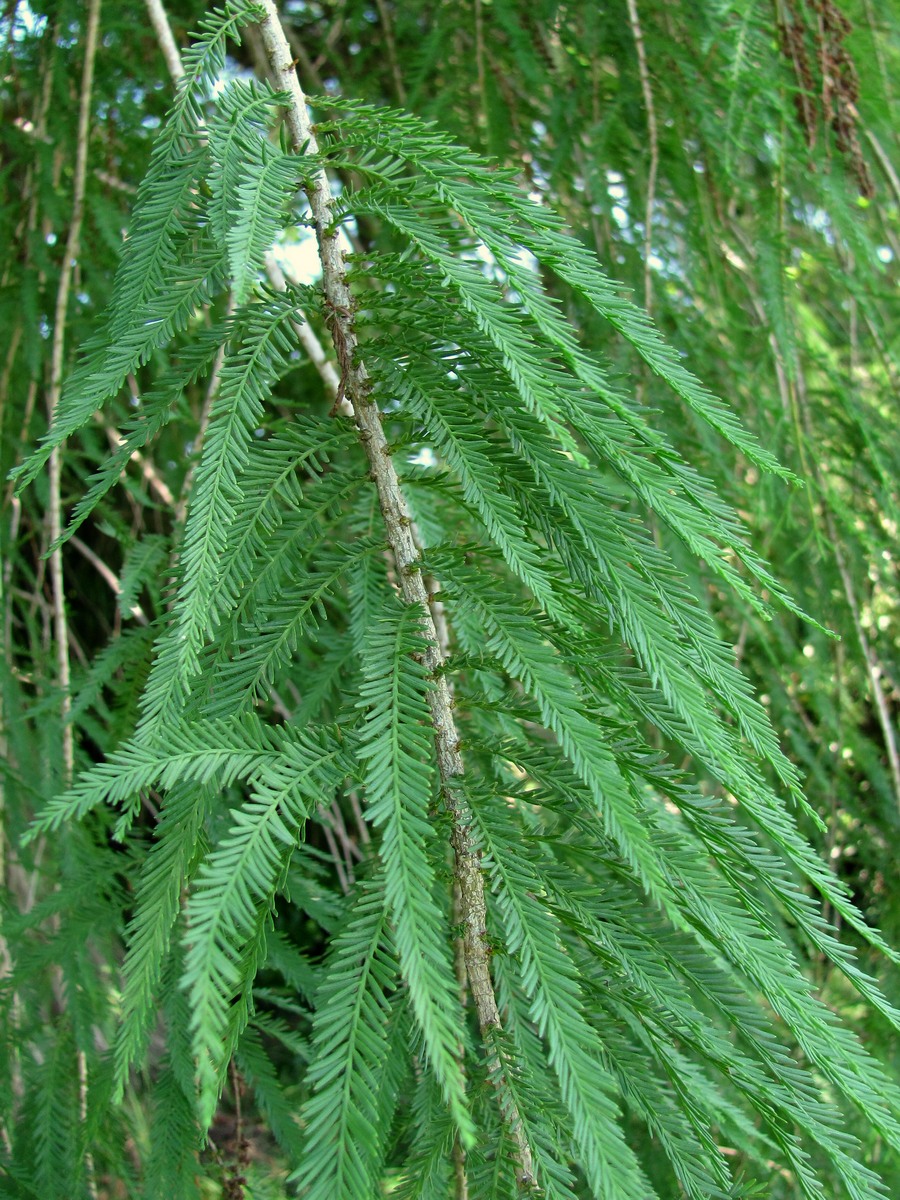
[3,2,899,1196]
[357,599,472,1139]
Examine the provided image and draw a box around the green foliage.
[292,873,401,1199]
[1,1,898,1198]
[357,602,471,1137]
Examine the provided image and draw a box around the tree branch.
[144,0,184,81]
[69,535,148,626]
[254,2,537,1187]
[142,2,351,418]
[374,0,406,107]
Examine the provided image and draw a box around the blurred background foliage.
[0,1,898,1195]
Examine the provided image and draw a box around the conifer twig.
[142,1,351,421]
[254,2,537,1187]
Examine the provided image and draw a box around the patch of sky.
[792,202,835,246]
[208,57,257,106]
[512,246,538,273]
[466,240,538,290]
[525,149,552,203]
[275,209,358,286]
[6,0,46,40]
[605,171,636,242]
[762,131,782,164]
[276,229,323,285]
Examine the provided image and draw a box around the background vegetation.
[0,1,898,1197]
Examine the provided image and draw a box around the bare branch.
[44,13,103,1193]
[144,0,184,82]
[70,536,148,626]
[46,0,101,781]
[626,0,658,315]
[374,0,406,106]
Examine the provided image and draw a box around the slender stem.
[321,821,352,895]
[69,535,148,625]
[254,3,537,1187]
[77,1046,98,1200]
[348,787,371,845]
[474,0,488,139]
[45,7,102,1195]
[453,1133,470,1200]
[105,412,177,511]
[144,2,351,438]
[33,7,103,1190]
[864,125,900,211]
[263,252,347,407]
[626,0,658,315]
[831,531,900,810]
[144,0,184,81]
[789,348,900,811]
[175,294,236,524]
[374,0,406,106]
[47,0,101,784]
